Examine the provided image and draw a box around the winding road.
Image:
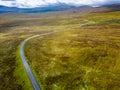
[20,35,40,90]
[20,22,91,90]
[20,32,56,90]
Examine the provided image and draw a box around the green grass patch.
[14,45,33,90]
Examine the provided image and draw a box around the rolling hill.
[0,3,120,13]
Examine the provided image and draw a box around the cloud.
[0,0,120,8]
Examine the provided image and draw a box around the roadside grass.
[25,25,120,90]
[14,45,33,90]
[24,11,120,90]
[0,39,23,89]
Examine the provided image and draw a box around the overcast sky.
[0,0,120,8]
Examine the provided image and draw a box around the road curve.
[20,32,56,90]
[20,35,40,90]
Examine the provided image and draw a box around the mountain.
[68,3,120,13]
[0,5,19,13]
[0,3,79,13]
[101,3,120,11]
[0,3,120,13]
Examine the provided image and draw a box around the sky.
[0,0,120,8]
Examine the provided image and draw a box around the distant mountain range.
[0,3,120,13]
[68,3,120,13]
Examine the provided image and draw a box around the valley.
[0,5,120,90]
